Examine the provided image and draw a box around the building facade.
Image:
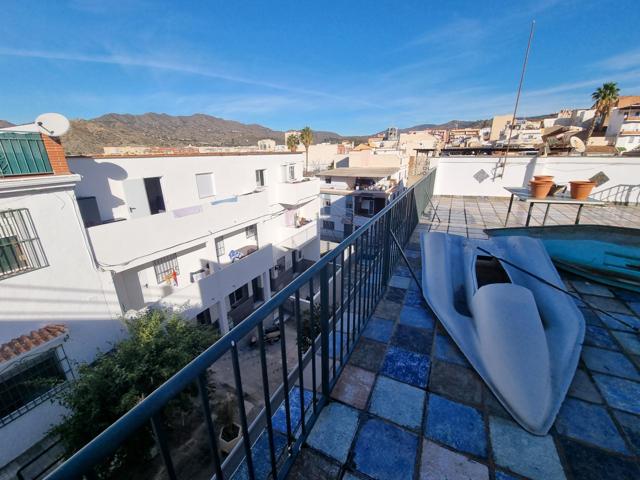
[606,103,640,152]
[68,151,321,333]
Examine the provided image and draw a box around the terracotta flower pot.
[529,180,553,199]
[534,175,554,182]
[569,181,596,200]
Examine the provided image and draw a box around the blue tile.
[629,302,640,316]
[399,305,434,330]
[369,376,426,429]
[434,333,469,367]
[495,472,519,480]
[231,431,287,480]
[613,410,640,454]
[579,307,603,326]
[582,346,640,380]
[393,265,412,278]
[352,417,418,480]
[381,346,430,388]
[306,402,359,463]
[572,296,587,307]
[389,275,411,289]
[555,398,629,454]
[403,289,423,307]
[593,374,640,415]
[490,416,565,480]
[426,394,487,458]
[272,387,313,436]
[362,316,394,343]
[560,437,640,480]
[385,286,406,303]
[390,324,432,355]
[572,281,614,297]
[612,331,640,355]
[614,289,640,303]
[596,312,640,332]
[585,325,619,349]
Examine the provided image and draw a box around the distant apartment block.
[606,102,640,152]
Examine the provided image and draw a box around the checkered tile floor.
[280,215,640,479]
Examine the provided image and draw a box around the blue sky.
[1,0,639,135]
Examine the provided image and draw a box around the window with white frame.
[288,165,296,181]
[215,237,225,258]
[153,254,180,284]
[0,209,48,280]
[195,173,216,198]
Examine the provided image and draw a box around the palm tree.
[286,134,299,152]
[299,126,313,173]
[586,82,620,144]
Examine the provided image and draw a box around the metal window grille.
[0,209,48,280]
[0,345,73,427]
[322,220,335,230]
[215,237,225,258]
[245,225,257,239]
[153,254,179,284]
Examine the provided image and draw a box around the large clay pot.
[529,180,553,199]
[534,175,554,182]
[569,181,596,200]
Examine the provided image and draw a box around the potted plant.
[533,175,554,182]
[529,179,553,199]
[217,395,241,454]
[569,180,596,200]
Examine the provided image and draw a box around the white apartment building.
[68,152,321,333]
[495,119,543,147]
[0,132,125,469]
[606,103,640,152]
[316,165,407,242]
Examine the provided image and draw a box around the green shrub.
[51,309,219,478]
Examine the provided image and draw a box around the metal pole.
[497,20,535,179]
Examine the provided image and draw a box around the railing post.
[381,213,392,285]
[320,265,330,397]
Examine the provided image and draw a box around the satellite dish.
[570,136,586,153]
[35,113,70,137]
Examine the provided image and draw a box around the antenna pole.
[496,20,535,179]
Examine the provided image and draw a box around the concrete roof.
[316,167,399,178]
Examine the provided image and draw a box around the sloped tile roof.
[0,324,67,363]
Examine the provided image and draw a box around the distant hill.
[0,120,14,128]
[58,113,352,155]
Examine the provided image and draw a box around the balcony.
[275,178,320,205]
[276,219,318,250]
[150,244,274,319]
[0,132,53,177]
[87,189,269,269]
[43,168,640,480]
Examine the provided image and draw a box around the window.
[144,177,166,215]
[196,173,216,199]
[153,254,179,284]
[0,348,70,425]
[215,237,225,258]
[288,165,296,181]
[229,285,249,308]
[345,196,353,209]
[321,206,331,215]
[323,220,335,230]
[0,209,48,280]
[255,169,266,187]
[325,177,332,184]
[246,224,257,239]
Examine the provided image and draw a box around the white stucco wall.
[433,155,640,203]
[0,176,125,467]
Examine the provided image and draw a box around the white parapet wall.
[432,156,640,203]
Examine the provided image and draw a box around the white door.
[122,178,151,218]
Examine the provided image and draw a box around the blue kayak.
[485,225,640,293]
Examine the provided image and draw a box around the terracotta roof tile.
[0,324,68,363]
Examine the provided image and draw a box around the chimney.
[41,134,70,175]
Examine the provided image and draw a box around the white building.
[315,166,407,242]
[0,132,125,469]
[606,103,640,152]
[68,151,321,333]
[257,139,276,151]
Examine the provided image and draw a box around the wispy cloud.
[0,47,375,107]
[596,48,640,71]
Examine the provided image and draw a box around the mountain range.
[0,112,555,155]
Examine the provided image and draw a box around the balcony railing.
[0,132,53,177]
[45,169,437,480]
[275,178,320,205]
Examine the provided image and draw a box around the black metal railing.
[45,169,436,480]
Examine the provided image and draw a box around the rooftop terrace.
[285,196,640,480]
[45,172,640,480]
